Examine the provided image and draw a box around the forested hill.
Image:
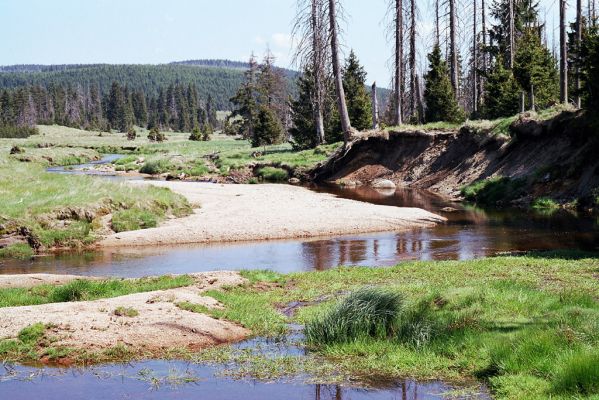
[0,60,389,111]
[0,62,250,109]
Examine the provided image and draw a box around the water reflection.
[0,362,489,400]
[0,185,597,278]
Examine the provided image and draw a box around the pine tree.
[482,58,521,118]
[106,82,131,132]
[513,30,559,109]
[252,105,284,147]
[131,90,148,127]
[341,51,372,131]
[230,56,259,140]
[424,45,465,123]
[289,68,321,149]
[581,26,599,109]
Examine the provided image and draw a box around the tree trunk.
[576,0,582,108]
[394,0,403,126]
[509,0,515,68]
[560,0,568,104]
[481,0,487,104]
[449,0,459,95]
[415,74,424,124]
[328,0,352,142]
[371,82,379,129]
[520,91,526,113]
[473,0,479,115]
[311,0,326,144]
[435,0,440,44]
[530,84,536,112]
[409,0,417,119]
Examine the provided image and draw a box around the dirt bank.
[0,273,99,289]
[99,182,445,248]
[312,111,599,207]
[0,271,249,354]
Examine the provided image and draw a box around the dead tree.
[393,0,404,125]
[480,0,487,103]
[473,0,479,115]
[292,0,328,144]
[328,0,352,142]
[415,74,424,123]
[371,82,379,129]
[409,0,417,119]
[560,0,568,104]
[449,0,459,94]
[509,0,515,68]
[576,0,582,108]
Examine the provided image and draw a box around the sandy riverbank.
[0,271,249,354]
[99,182,445,248]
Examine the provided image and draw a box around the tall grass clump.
[552,350,599,395]
[305,288,402,345]
[257,166,289,182]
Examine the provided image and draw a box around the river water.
[0,156,597,399]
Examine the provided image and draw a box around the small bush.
[257,167,289,182]
[305,288,402,345]
[114,306,139,317]
[112,209,158,232]
[552,350,599,395]
[147,127,165,142]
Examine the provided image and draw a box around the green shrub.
[531,197,560,211]
[305,288,402,345]
[112,209,157,232]
[552,350,599,395]
[257,167,288,182]
[0,125,38,138]
[114,306,139,317]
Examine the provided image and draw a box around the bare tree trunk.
[328,0,352,142]
[576,0,582,108]
[520,91,526,113]
[530,84,536,111]
[311,0,326,144]
[409,0,417,119]
[481,0,487,98]
[560,0,568,104]
[435,0,440,44]
[415,74,424,123]
[449,0,459,95]
[394,0,404,126]
[371,82,379,129]
[509,0,515,68]
[473,0,479,115]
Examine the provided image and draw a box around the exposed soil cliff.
[312,111,599,209]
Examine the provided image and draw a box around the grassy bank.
[194,254,599,399]
[0,158,191,256]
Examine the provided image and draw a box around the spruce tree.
[341,51,372,131]
[482,58,521,118]
[252,105,284,147]
[289,69,320,149]
[581,27,599,109]
[424,45,465,123]
[131,90,148,127]
[106,82,131,132]
[513,30,559,109]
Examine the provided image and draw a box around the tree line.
[284,0,599,150]
[0,82,218,136]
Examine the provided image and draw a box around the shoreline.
[99,182,446,248]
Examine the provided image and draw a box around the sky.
[0,0,568,87]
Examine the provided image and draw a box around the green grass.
[0,275,194,307]
[112,209,158,232]
[257,166,289,182]
[531,197,560,211]
[0,243,34,259]
[461,176,527,206]
[0,157,191,254]
[305,288,402,345]
[189,254,599,398]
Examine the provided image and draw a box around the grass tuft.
[112,209,158,232]
[305,288,402,345]
[552,350,599,395]
[113,306,139,317]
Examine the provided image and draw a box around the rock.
[371,179,396,189]
[288,178,301,185]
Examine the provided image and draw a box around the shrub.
[148,127,165,142]
[126,128,136,141]
[139,160,173,175]
[114,307,139,317]
[305,288,402,345]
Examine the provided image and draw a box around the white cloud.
[271,33,293,49]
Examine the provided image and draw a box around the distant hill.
[0,60,390,110]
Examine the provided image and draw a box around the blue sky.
[0,0,566,86]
